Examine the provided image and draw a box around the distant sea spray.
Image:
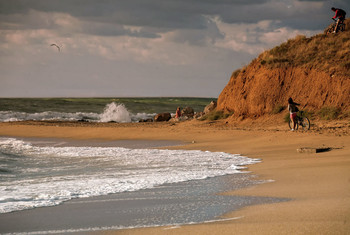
[99,103,132,123]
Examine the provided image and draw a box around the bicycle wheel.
[300,117,310,130]
[289,119,298,130]
[340,23,345,32]
[325,24,336,34]
[325,26,333,34]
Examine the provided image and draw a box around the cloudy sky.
[1,0,349,97]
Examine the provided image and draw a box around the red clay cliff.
[217,19,350,117]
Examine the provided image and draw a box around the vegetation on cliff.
[217,19,350,119]
[259,26,350,77]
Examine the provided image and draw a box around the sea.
[0,97,216,123]
[0,98,279,234]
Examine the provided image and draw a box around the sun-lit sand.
[0,118,349,234]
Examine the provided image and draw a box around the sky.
[0,0,349,98]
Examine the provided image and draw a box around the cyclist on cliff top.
[331,7,346,33]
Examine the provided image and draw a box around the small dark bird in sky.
[50,44,61,52]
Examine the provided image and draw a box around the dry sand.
[0,118,349,235]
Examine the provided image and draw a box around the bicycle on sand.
[288,111,311,131]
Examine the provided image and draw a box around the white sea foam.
[0,138,260,213]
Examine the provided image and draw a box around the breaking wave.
[99,103,131,123]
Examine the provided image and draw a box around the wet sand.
[12,136,184,148]
[0,119,349,234]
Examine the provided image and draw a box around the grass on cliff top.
[256,19,350,77]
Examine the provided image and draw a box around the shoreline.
[0,173,286,234]
[0,120,349,234]
[0,133,285,234]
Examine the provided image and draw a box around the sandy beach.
[0,118,349,234]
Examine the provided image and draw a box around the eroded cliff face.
[217,61,349,117]
[217,20,350,117]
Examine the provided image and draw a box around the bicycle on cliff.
[325,18,346,34]
[288,111,310,131]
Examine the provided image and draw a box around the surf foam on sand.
[0,137,260,214]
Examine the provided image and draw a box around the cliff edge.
[217,19,350,117]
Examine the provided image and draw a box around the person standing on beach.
[175,107,182,119]
[288,98,300,131]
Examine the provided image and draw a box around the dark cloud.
[0,0,272,30]
[80,21,161,38]
[0,0,269,15]
[1,0,349,38]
